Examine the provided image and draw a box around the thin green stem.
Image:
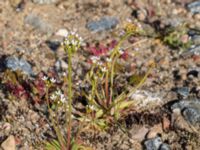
[67,47,73,150]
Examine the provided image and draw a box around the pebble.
[32,0,57,4]
[146,124,163,139]
[182,106,200,125]
[186,45,200,55]
[1,135,16,150]
[173,87,190,98]
[144,136,163,150]
[160,143,171,150]
[24,13,52,34]
[55,29,68,37]
[187,1,200,14]
[5,56,33,75]
[130,126,149,141]
[86,16,119,32]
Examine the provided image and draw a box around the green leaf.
[96,109,103,118]
[45,139,61,150]
[116,100,134,110]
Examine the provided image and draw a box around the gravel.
[86,16,119,32]
[24,13,53,34]
[5,56,33,76]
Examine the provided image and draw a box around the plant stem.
[67,47,73,150]
[45,88,65,149]
[105,71,109,107]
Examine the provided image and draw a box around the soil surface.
[0,0,200,150]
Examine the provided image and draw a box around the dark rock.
[24,13,52,34]
[46,40,60,51]
[86,16,119,32]
[144,137,162,150]
[187,70,199,78]
[5,56,33,75]
[187,1,200,14]
[32,0,57,4]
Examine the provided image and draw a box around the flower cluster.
[50,90,67,104]
[42,76,57,85]
[62,30,83,48]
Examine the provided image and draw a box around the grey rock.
[174,87,190,98]
[5,56,33,75]
[171,99,200,125]
[24,14,52,34]
[144,137,162,150]
[160,143,171,150]
[32,0,57,4]
[86,16,119,32]
[187,45,200,55]
[182,106,200,124]
[163,17,184,28]
[187,1,200,14]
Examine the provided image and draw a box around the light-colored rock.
[1,135,16,150]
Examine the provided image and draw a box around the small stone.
[24,13,52,34]
[173,87,190,98]
[144,136,162,150]
[136,9,147,21]
[182,106,200,125]
[172,109,194,132]
[187,1,200,14]
[162,116,170,131]
[55,59,68,72]
[160,143,171,150]
[86,16,119,32]
[32,0,57,4]
[2,123,11,134]
[55,29,68,37]
[1,135,16,150]
[147,124,163,139]
[131,126,149,141]
[5,56,33,75]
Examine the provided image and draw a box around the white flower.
[97,62,103,66]
[60,94,66,103]
[91,56,100,63]
[55,90,62,96]
[50,78,56,83]
[88,105,95,111]
[42,76,48,81]
[106,58,112,62]
[50,94,57,100]
[63,72,66,76]
[101,67,107,72]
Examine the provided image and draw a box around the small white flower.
[88,105,95,111]
[97,62,103,66]
[50,78,56,83]
[60,94,66,103]
[50,94,57,100]
[106,58,112,62]
[55,90,62,96]
[63,72,67,76]
[76,80,81,86]
[42,76,48,81]
[101,67,107,72]
[91,56,100,63]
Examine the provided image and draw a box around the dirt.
[0,0,200,150]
